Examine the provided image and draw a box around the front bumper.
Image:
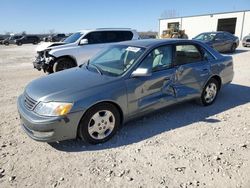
[17,95,83,142]
[242,41,250,46]
[33,57,45,71]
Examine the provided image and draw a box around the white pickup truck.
[33,28,140,73]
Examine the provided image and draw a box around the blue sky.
[0,0,249,34]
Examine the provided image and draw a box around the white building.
[159,10,250,40]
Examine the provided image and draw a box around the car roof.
[200,31,232,35]
[77,28,135,33]
[116,39,196,48]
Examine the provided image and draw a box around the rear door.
[213,33,226,52]
[126,45,177,117]
[173,43,211,101]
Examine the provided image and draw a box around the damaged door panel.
[126,68,177,116]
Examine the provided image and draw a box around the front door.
[126,45,177,117]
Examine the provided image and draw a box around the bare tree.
[49,29,55,34]
[160,9,179,19]
[5,31,11,35]
[21,31,27,35]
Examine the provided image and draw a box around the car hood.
[25,67,117,102]
[36,41,67,52]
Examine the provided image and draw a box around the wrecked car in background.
[33,28,140,73]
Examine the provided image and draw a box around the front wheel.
[52,57,76,72]
[200,78,219,106]
[78,103,121,144]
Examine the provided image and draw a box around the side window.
[224,33,233,40]
[139,45,173,72]
[85,31,105,44]
[105,31,133,43]
[174,44,202,65]
[215,33,224,40]
[105,31,118,43]
[120,31,133,41]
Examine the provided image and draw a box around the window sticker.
[126,46,141,53]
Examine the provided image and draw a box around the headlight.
[34,102,73,116]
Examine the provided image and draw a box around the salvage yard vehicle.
[48,33,66,42]
[0,37,5,44]
[193,31,239,53]
[18,39,234,144]
[33,28,140,73]
[242,34,250,47]
[3,35,23,45]
[15,35,40,45]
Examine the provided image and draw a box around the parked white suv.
[33,28,140,73]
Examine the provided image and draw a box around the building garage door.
[217,18,237,34]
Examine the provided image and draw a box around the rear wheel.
[78,103,120,144]
[200,78,219,106]
[17,42,22,46]
[53,57,76,72]
[4,42,9,46]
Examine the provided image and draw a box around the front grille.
[246,39,250,42]
[24,93,37,110]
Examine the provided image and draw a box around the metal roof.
[159,9,250,20]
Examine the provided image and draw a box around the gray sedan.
[17,39,234,144]
[193,32,239,53]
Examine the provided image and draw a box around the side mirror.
[131,68,151,78]
[79,39,88,45]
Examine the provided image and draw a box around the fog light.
[32,130,54,138]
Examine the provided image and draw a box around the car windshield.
[194,33,216,41]
[63,32,83,43]
[244,35,250,40]
[87,45,145,76]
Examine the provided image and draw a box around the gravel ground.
[0,44,250,188]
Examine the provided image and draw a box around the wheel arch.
[203,75,222,91]
[76,101,124,137]
[54,55,78,67]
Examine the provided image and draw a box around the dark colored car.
[0,37,5,45]
[242,34,250,47]
[48,34,66,42]
[17,39,234,144]
[3,35,23,45]
[193,32,239,53]
[15,35,40,45]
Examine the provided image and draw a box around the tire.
[52,57,76,72]
[200,78,219,106]
[4,42,9,46]
[78,103,121,144]
[230,43,237,53]
[17,42,22,46]
[33,41,38,45]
